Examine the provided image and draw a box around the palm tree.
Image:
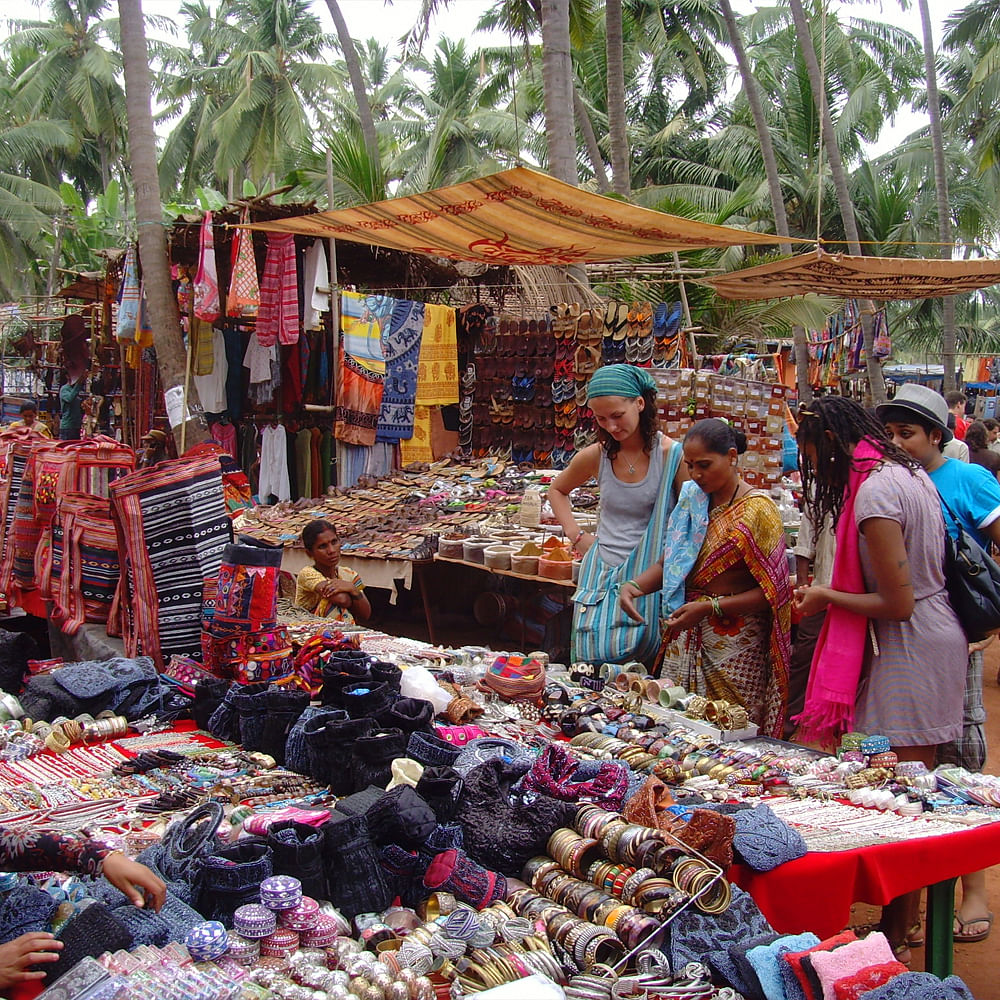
[606,0,629,195]
[118,0,208,446]
[6,0,127,197]
[540,0,578,183]
[718,0,810,403]
[324,0,379,165]
[786,0,886,403]
[918,0,958,391]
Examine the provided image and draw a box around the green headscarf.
[585,364,657,401]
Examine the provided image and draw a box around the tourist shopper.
[879,383,1000,945]
[794,395,967,961]
[620,419,792,737]
[984,417,1000,454]
[946,390,970,440]
[549,364,685,663]
[294,518,371,623]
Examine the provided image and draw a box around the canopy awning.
[244,166,808,265]
[704,248,1000,301]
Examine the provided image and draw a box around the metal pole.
[326,148,341,487]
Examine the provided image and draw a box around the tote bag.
[571,443,682,664]
[939,495,1000,641]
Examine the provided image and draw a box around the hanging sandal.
[953,911,993,943]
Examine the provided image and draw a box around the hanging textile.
[117,246,141,342]
[226,210,261,317]
[303,240,329,330]
[376,299,424,443]
[259,424,291,501]
[209,421,238,461]
[400,406,434,465]
[335,292,392,447]
[414,303,458,405]
[191,316,216,376]
[256,233,299,346]
[110,454,230,668]
[193,211,221,323]
[193,329,229,413]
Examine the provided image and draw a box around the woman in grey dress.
[794,396,967,963]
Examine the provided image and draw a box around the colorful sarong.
[256,234,299,346]
[414,303,458,404]
[335,292,392,447]
[376,299,424,443]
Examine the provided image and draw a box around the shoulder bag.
[571,441,682,665]
[938,494,1000,641]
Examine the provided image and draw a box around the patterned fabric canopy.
[244,167,805,264]
[705,248,1000,301]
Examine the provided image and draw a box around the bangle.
[710,595,723,618]
[573,530,585,545]
[624,579,642,595]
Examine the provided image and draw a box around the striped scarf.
[256,234,299,346]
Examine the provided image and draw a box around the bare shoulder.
[550,444,601,492]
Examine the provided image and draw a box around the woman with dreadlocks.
[794,395,965,962]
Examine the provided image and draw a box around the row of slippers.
[472,425,598,454]
[472,377,592,409]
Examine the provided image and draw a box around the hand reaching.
[0,933,63,987]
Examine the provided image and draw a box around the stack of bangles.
[82,715,130,744]
[507,885,629,967]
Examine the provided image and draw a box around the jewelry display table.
[731,815,1000,977]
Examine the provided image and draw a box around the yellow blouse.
[295,564,364,622]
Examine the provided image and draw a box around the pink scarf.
[794,438,882,744]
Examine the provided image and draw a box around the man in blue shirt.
[879,382,1000,945]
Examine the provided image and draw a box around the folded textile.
[780,932,857,1000]
[860,972,974,1000]
[746,932,820,1000]
[810,932,895,1000]
[719,933,780,1000]
[832,961,910,1000]
[48,902,132,982]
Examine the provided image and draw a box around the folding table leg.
[924,877,956,978]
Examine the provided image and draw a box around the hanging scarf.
[794,438,883,744]
[193,211,221,323]
[659,480,711,615]
[226,211,260,317]
[117,246,140,342]
[256,234,299,346]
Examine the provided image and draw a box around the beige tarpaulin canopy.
[244,166,809,265]
[705,248,1000,301]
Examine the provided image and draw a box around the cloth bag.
[571,443,682,664]
[938,495,1000,641]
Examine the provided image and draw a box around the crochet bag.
[454,759,576,876]
[571,441,682,665]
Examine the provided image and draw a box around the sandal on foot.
[954,912,993,943]
[906,922,924,947]
[891,942,911,967]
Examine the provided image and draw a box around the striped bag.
[52,493,120,634]
[571,443,683,666]
[110,454,231,668]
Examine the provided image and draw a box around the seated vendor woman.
[295,518,371,624]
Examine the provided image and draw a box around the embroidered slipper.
[954,911,993,943]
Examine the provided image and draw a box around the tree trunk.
[605,0,630,196]
[325,0,380,167]
[720,0,811,405]
[787,0,885,404]
[573,85,610,192]
[919,0,957,392]
[540,0,578,185]
[118,0,208,448]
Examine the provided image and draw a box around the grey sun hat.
[875,383,953,443]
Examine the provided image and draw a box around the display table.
[731,818,1000,977]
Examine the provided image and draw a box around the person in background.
[964,419,1000,480]
[983,417,1000,455]
[946,389,969,440]
[137,428,169,469]
[58,371,86,441]
[785,502,835,739]
[879,383,1000,947]
[295,518,370,623]
[795,395,967,963]
[0,830,165,987]
[621,419,791,737]
[8,401,51,437]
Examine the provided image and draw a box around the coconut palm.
[5,0,127,197]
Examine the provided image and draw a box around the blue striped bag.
[571,443,682,665]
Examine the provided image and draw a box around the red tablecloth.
[730,819,1000,938]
